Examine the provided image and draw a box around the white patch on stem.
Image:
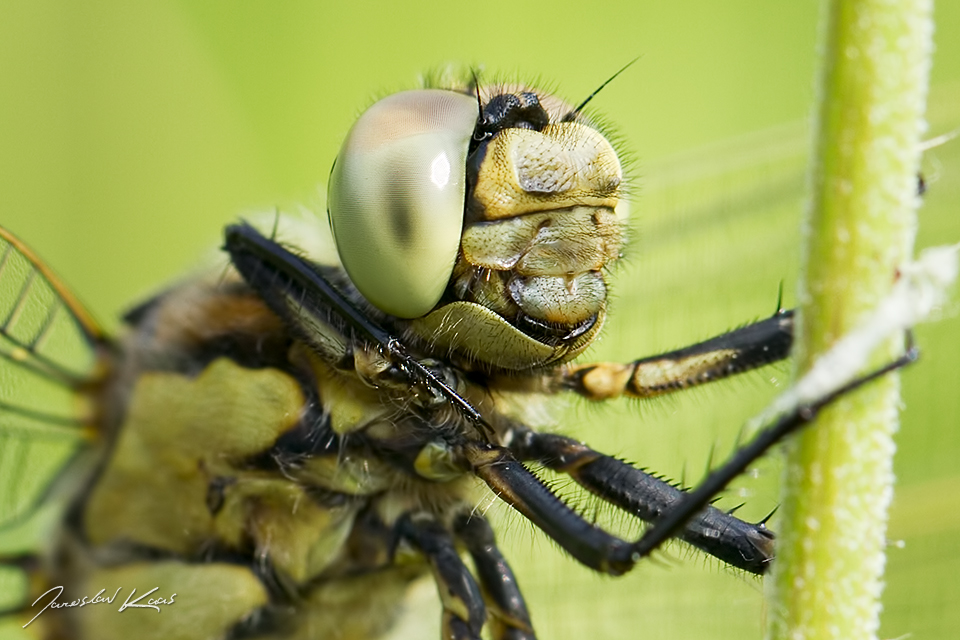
[751,244,958,431]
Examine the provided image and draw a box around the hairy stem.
[767,1,933,639]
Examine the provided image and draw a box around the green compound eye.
[328,90,479,318]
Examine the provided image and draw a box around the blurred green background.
[0,1,958,639]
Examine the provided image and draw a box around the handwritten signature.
[23,585,177,628]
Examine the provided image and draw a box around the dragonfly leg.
[462,441,637,575]
[454,513,536,640]
[507,429,774,574]
[630,347,918,564]
[467,347,915,577]
[558,309,794,400]
[398,514,486,640]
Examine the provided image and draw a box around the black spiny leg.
[461,441,637,574]
[558,309,794,400]
[398,515,486,640]
[454,514,536,640]
[224,223,493,436]
[462,351,915,578]
[508,430,774,574]
[630,347,918,563]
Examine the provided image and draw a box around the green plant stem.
[767,1,933,640]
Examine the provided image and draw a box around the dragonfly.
[0,72,948,640]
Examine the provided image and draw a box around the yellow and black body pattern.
[46,273,484,640]
[0,76,797,640]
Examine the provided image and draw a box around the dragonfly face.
[2,72,902,640]
[327,86,624,368]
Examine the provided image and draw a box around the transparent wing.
[0,227,106,531]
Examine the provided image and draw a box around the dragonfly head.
[328,85,626,371]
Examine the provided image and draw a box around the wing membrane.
[0,227,107,529]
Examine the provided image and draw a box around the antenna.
[564,56,641,121]
[470,68,483,121]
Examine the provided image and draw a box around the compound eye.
[328,89,479,318]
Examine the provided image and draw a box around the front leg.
[557,309,794,400]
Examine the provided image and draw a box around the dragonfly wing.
[0,227,108,532]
